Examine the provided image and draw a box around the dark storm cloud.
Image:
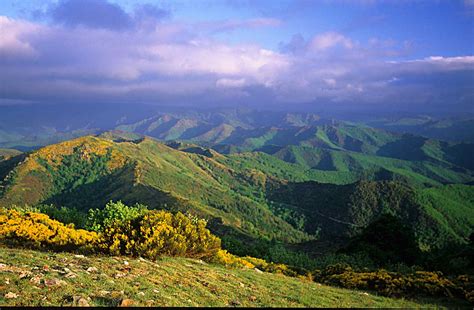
[50,0,132,30]
[0,4,473,110]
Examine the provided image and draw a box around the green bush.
[86,201,148,232]
[38,204,87,228]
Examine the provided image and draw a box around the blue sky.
[0,0,473,110]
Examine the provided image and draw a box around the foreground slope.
[0,246,454,307]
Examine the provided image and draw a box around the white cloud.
[0,15,472,109]
[309,32,354,51]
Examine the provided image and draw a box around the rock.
[4,292,18,299]
[72,296,90,307]
[123,261,129,266]
[145,300,154,306]
[110,291,125,299]
[64,272,77,279]
[44,278,67,287]
[5,278,10,285]
[98,290,110,296]
[19,271,32,279]
[74,255,85,258]
[86,267,98,273]
[137,292,145,296]
[229,300,241,306]
[138,257,147,262]
[63,267,71,273]
[114,272,127,279]
[30,275,42,285]
[239,282,245,288]
[254,268,263,273]
[249,296,257,302]
[119,299,135,307]
[153,289,160,294]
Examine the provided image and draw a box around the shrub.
[38,204,87,228]
[313,265,473,302]
[86,201,148,232]
[213,249,256,268]
[213,249,299,277]
[98,210,221,260]
[0,209,98,252]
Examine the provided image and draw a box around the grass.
[0,246,461,307]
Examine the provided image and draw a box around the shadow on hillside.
[43,166,185,212]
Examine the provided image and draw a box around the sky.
[0,0,473,112]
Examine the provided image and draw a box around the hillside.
[0,136,310,245]
[0,149,21,161]
[365,116,474,143]
[0,135,472,255]
[0,246,458,307]
[115,117,474,186]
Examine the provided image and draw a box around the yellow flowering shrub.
[0,209,98,252]
[212,249,297,276]
[313,264,473,302]
[213,249,256,268]
[99,210,221,260]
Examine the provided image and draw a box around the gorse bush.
[86,201,148,232]
[98,210,221,260]
[313,264,474,302]
[213,249,303,277]
[0,209,98,252]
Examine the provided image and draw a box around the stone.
[30,275,42,285]
[64,272,77,279]
[119,299,135,307]
[114,272,127,279]
[86,267,98,273]
[72,296,90,307]
[19,271,33,279]
[4,292,18,299]
[44,278,66,287]
[249,296,257,302]
[254,268,263,273]
[98,290,111,296]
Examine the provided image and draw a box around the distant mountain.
[365,116,474,143]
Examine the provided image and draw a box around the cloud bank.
[0,0,473,111]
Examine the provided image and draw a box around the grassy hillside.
[0,135,472,257]
[267,181,474,249]
[117,119,474,186]
[0,136,310,245]
[0,246,458,307]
